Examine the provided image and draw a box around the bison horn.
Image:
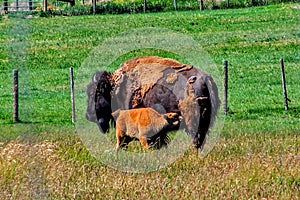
[188,76,197,84]
[196,96,209,101]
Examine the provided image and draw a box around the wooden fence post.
[4,0,8,13]
[226,0,229,8]
[280,58,290,110]
[16,0,19,10]
[44,0,47,11]
[173,0,177,11]
[143,0,146,12]
[199,0,204,10]
[13,70,19,123]
[93,0,96,14]
[223,60,228,114]
[29,0,33,10]
[70,68,76,123]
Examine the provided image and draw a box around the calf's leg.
[116,126,125,150]
[139,137,149,149]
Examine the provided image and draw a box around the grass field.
[0,3,299,199]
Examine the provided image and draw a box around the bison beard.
[86,56,220,150]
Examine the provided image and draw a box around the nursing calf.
[112,108,181,150]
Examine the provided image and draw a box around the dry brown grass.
[0,132,299,199]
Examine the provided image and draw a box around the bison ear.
[111,109,120,119]
[188,76,197,84]
[164,112,178,120]
[163,113,169,120]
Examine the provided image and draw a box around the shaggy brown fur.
[111,56,193,87]
[112,108,180,149]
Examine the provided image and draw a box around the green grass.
[0,3,299,199]
[0,3,299,134]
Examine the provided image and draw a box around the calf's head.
[163,112,182,130]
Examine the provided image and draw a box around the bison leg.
[147,132,169,149]
[119,135,133,149]
[139,137,149,149]
[116,126,125,150]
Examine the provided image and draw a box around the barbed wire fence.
[0,0,296,14]
[0,68,73,124]
[0,59,290,125]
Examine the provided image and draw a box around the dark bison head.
[179,75,219,149]
[86,71,113,133]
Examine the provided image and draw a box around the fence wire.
[0,68,74,124]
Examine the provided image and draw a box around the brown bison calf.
[112,108,181,150]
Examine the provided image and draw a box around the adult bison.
[86,56,220,149]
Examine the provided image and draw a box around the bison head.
[86,71,113,133]
[179,75,219,149]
